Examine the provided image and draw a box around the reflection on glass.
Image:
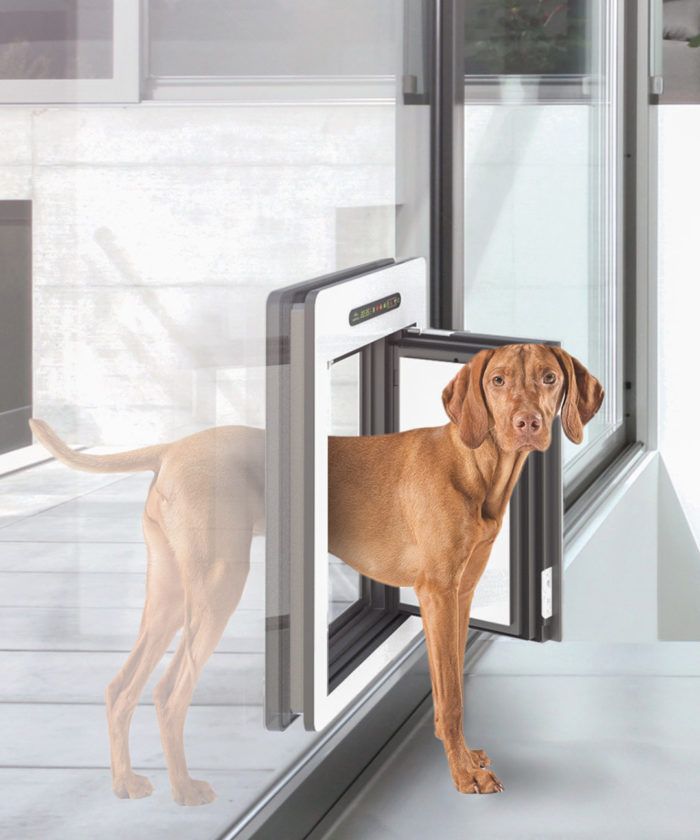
[660,0,700,104]
[0,1,113,80]
[328,352,362,624]
[0,0,411,830]
[463,0,621,475]
[465,0,587,76]
[148,0,401,78]
[397,357,511,626]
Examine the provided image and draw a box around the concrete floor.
[315,641,700,840]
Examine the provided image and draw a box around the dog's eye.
[543,372,557,385]
[492,375,505,386]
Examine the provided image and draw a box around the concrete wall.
[0,104,395,444]
[0,99,598,450]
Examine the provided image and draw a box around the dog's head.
[441,343,604,453]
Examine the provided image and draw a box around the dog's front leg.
[430,581,490,770]
[453,542,495,770]
[415,576,503,794]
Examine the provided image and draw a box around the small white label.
[541,567,553,620]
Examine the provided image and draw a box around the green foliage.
[465,0,586,75]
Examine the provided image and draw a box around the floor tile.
[0,767,272,840]
[0,460,311,839]
[319,669,700,840]
[0,703,316,771]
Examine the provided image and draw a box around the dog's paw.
[452,767,503,794]
[172,778,217,806]
[468,748,491,768]
[112,772,154,799]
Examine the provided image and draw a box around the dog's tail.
[29,418,167,474]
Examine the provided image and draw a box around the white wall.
[563,454,659,642]
[657,105,700,638]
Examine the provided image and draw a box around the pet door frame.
[266,258,427,732]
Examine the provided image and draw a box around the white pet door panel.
[266,258,428,732]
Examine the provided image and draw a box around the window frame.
[0,1,140,104]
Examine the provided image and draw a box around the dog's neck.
[449,424,529,524]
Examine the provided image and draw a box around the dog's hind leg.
[153,528,251,806]
[105,511,184,799]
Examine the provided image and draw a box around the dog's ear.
[442,349,494,449]
[550,347,605,444]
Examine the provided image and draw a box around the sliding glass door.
[461,0,627,505]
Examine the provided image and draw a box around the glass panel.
[397,356,511,626]
[0,1,113,80]
[463,0,623,485]
[465,0,587,76]
[660,0,700,104]
[0,202,32,453]
[1,0,421,833]
[148,0,401,78]
[328,352,362,624]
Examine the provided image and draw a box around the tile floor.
[315,641,700,840]
[0,459,328,840]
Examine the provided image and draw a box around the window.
[459,0,629,506]
[465,0,588,77]
[145,0,403,102]
[0,1,140,103]
[0,201,31,454]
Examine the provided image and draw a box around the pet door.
[266,259,427,731]
[266,261,563,733]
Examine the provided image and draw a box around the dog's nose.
[513,411,542,434]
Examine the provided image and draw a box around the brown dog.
[328,343,603,793]
[29,420,266,806]
[29,342,602,803]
